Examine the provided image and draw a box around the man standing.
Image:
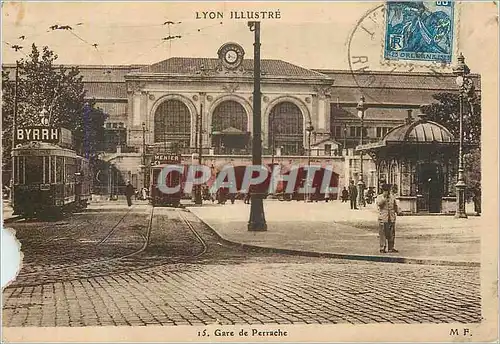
[348,180,358,209]
[376,183,399,253]
[125,180,135,207]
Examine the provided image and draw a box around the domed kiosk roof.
[383,114,455,143]
[357,112,457,152]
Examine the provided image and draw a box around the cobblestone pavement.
[3,205,481,326]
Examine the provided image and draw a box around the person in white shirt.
[376,183,399,253]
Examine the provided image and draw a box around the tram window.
[65,158,76,183]
[25,156,43,184]
[51,157,56,183]
[152,169,161,185]
[56,156,64,183]
[15,157,24,184]
[44,156,50,183]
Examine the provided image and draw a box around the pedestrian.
[348,180,358,209]
[125,180,135,207]
[376,183,399,253]
[366,187,375,204]
[341,187,349,203]
[472,183,481,216]
[244,189,251,204]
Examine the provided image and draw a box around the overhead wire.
[5,19,226,66]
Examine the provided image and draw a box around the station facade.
[3,42,480,198]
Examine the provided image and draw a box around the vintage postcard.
[1,1,498,342]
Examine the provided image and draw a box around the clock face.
[225,50,238,64]
[218,43,245,70]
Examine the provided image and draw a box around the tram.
[149,153,183,207]
[277,166,339,201]
[11,141,92,218]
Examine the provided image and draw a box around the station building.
[3,42,481,204]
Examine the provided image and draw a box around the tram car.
[149,153,183,207]
[277,166,339,201]
[11,141,92,217]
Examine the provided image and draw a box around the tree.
[2,44,107,181]
[421,92,480,144]
[422,92,481,199]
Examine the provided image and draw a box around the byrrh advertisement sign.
[16,127,59,143]
[16,126,73,147]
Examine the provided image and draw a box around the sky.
[1,1,498,73]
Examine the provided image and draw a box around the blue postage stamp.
[384,1,455,63]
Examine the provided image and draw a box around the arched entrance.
[154,99,191,147]
[211,100,249,154]
[268,102,304,155]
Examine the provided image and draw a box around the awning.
[212,127,249,136]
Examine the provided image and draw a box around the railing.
[103,146,351,157]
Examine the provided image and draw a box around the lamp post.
[194,103,203,205]
[270,114,275,167]
[10,60,20,204]
[141,122,147,188]
[356,95,366,207]
[135,122,148,191]
[453,52,470,219]
[343,123,347,153]
[247,21,267,231]
[305,123,314,202]
[270,115,276,196]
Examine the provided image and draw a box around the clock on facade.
[218,42,245,70]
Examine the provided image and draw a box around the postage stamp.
[384,1,455,63]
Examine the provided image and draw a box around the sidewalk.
[2,201,15,222]
[188,200,481,266]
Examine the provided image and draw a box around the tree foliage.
[422,92,481,199]
[2,44,107,178]
[421,92,481,144]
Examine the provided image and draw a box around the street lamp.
[270,114,276,167]
[247,21,267,231]
[343,123,347,153]
[453,52,470,219]
[270,114,276,196]
[356,95,367,207]
[136,122,148,189]
[305,122,314,202]
[194,103,203,205]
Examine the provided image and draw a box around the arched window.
[268,102,303,155]
[212,101,247,132]
[154,100,191,147]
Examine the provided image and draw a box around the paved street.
[2,202,481,326]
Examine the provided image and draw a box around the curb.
[187,209,480,268]
[2,216,22,224]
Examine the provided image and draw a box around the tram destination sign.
[16,126,72,146]
[151,154,181,165]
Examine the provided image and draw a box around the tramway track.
[96,205,136,245]
[178,210,208,258]
[8,206,153,287]
[17,206,136,247]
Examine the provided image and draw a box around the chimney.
[418,104,429,121]
[405,109,413,124]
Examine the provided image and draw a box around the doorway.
[417,163,443,213]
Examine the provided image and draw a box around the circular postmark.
[347,4,454,104]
